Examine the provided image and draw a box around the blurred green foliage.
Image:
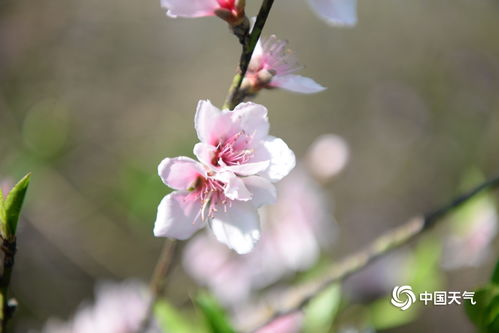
[154,299,199,333]
[196,292,236,333]
[465,260,499,332]
[304,284,341,332]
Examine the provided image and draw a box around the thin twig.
[247,176,499,332]
[0,237,17,332]
[223,0,275,110]
[140,239,177,331]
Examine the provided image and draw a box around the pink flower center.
[187,176,230,221]
[212,131,254,167]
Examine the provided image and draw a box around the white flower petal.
[214,172,252,201]
[193,142,217,169]
[210,201,261,254]
[260,136,296,182]
[161,0,219,18]
[231,102,270,140]
[225,160,270,176]
[154,192,204,240]
[248,39,264,72]
[158,157,206,190]
[194,100,233,145]
[306,0,358,27]
[243,176,277,207]
[270,74,326,94]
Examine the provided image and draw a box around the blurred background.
[1,0,499,331]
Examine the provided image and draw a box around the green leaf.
[464,288,491,328]
[0,187,4,225]
[154,299,199,333]
[196,292,235,333]
[485,294,499,332]
[491,260,499,285]
[303,284,341,332]
[0,173,31,239]
[465,285,499,332]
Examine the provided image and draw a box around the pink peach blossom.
[307,0,358,27]
[243,35,326,94]
[193,100,295,183]
[154,100,295,254]
[154,157,271,254]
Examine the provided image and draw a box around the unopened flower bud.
[214,0,247,27]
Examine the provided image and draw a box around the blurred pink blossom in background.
[40,281,158,333]
[442,195,498,270]
[306,134,349,182]
[0,178,14,197]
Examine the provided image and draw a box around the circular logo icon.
[391,285,416,311]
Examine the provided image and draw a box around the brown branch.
[246,175,499,332]
[140,239,177,331]
[0,237,17,332]
[223,0,275,110]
